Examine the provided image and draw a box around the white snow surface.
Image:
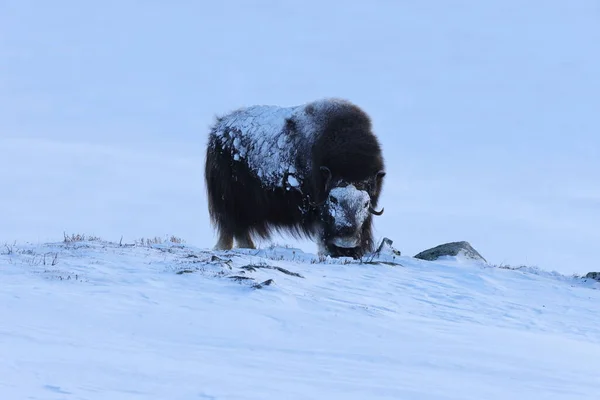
[2,238,600,399]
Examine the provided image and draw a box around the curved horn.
[320,166,332,192]
[369,206,384,216]
[307,166,332,208]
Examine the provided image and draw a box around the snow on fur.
[212,98,358,189]
[327,185,370,227]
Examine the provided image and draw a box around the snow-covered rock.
[414,241,487,263]
[585,271,600,281]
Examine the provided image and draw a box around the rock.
[252,279,275,289]
[414,241,487,263]
[585,272,600,281]
[375,237,401,256]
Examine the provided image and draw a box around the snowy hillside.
[2,235,599,399]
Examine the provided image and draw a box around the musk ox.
[204,98,386,259]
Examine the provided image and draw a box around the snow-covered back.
[212,98,357,189]
[2,237,600,399]
[213,104,300,188]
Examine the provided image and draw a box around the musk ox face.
[314,167,385,259]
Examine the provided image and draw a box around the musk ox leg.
[214,231,234,251]
[235,231,256,249]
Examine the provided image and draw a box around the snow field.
[1,238,599,399]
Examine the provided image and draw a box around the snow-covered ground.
[2,237,599,399]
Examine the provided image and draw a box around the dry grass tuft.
[135,235,186,247]
[63,232,102,243]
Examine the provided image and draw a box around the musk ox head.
[312,166,385,259]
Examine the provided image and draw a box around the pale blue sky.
[1,1,598,274]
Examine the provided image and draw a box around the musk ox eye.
[364,201,369,208]
[329,195,338,204]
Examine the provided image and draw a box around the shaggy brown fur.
[204,98,385,258]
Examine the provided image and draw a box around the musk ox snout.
[323,185,373,248]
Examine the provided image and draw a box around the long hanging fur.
[204,98,385,258]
